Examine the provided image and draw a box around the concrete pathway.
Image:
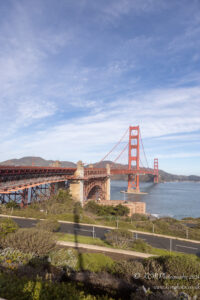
[57,240,156,258]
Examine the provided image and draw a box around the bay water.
[111,181,200,219]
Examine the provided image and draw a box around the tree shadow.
[73,202,84,271]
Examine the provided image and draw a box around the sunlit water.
[111,181,200,220]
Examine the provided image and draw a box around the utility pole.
[170,239,172,253]
[116,218,119,229]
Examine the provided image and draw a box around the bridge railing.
[84,168,107,177]
[111,168,156,175]
[0,166,76,182]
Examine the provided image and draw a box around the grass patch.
[56,233,191,258]
[79,253,114,272]
[56,233,110,247]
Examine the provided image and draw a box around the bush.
[79,253,114,272]
[84,201,130,217]
[131,213,148,221]
[159,254,200,276]
[132,239,153,253]
[38,189,75,215]
[84,201,100,214]
[50,248,78,270]
[0,272,113,300]
[143,255,200,297]
[112,260,145,281]
[5,200,20,209]
[105,229,133,248]
[0,247,33,268]
[2,228,56,256]
[0,218,19,238]
[36,219,60,232]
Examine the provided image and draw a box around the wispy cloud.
[0,0,200,175]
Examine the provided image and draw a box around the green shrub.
[0,247,33,267]
[132,239,153,253]
[84,201,100,214]
[143,255,200,297]
[114,204,130,216]
[105,229,133,248]
[160,254,200,276]
[5,200,20,209]
[79,253,114,272]
[112,260,145,280]
[0,272,113,300]
[85,201,130,217]
[46,189,74,214]
[50,249,114,272]
[2,228,56,256]
[36,219,60,232]
[50,248,78,269]
[131,213,148,221]
[0,218,19,237]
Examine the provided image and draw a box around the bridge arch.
[84,180,106,201]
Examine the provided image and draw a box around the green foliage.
[38,189,75,215]
[0,272,113,300]
[57,232,109,247]
[0,217,19,238]
[2,228,56,256]
[84,200,100,214]
[79,253,114,272]
[110,254,200,297]
[84,201,130,217]
[131,213,148,221]
[144,255,200,297]
[50,248,114,272]
[0,248,34,268]
[152,254,200,276]
[105,229,133,248]
[132,239,153,253]
[112,260,145,280]
[56,189,74,204]
[50,248,78,270]
[36,219,60,232]
[5,200,20,209]
[8,207,46,219]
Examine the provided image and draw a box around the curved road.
[2,216,200,256]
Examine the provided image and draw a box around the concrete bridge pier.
[106,163,110,201]
[69,161,111,205]
[69,161,84,205]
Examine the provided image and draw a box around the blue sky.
[0,0,200,175]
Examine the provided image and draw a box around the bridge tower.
[154,158,159,183]
[128,126,140,193]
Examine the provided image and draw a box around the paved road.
[4,217,200,256]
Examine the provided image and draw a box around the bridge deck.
[0,165,157,193]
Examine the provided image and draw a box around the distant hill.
[91,160,200,182]
[0,157,199,182]
[0,156,76,168]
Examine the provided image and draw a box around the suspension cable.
[139,129,150,170]
[110,143,128,168]
[99,127,129,162]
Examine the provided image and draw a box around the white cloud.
[1,84,200,166]
[17,100,56,123]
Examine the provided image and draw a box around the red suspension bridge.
[0,126,159,206]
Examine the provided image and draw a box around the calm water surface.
[111,181,200,219]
